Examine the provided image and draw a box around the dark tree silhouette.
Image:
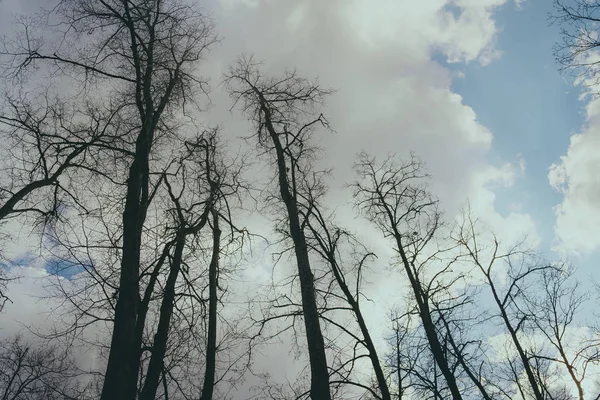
[304,205,392,400]
[553,0,600,88]
[225,57,333,400]
[524,266,590,400]
[352,152,464,400]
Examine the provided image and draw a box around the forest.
[0,0,598,399]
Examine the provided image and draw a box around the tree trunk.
[101,127,152,400]
[140,234,186,400]
[487,282,544,400]
[200,210,221,400]
[438,313,493,400]
[395,325,404,400]
[557,344,585,400]
[392,231,463,400]
[328,257,391,400]
[133,243,173,379]
[260,97,332,400]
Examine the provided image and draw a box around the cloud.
[549,126,600,255]
[202,0,538,392]
[0,264,61,338]
[204,0,534,238]
[0,265,103,377]
[549,76,600,255]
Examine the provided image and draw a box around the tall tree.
[454,212,556,400]
[352,152,464,400]
[305,204,392,400]
[525,266,589,400]
[225,57,333,400]
[139,134,222,400]
[199,209,222,400]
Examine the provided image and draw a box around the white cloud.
[549,68,600,254]
[434,0,507,65]
[549,128,600,255]
[203,0,538,392]
[0,265,55,338]
[517,153,526,176]
[514,0,526,10]
[204,0,535,241]
[0,265,103,378]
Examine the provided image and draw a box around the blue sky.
[442,1,597,271]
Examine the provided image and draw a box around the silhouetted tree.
[304,205,392,400]
[454,212,558,400]
[525,266,590,400]
[352,152,464,400]
[225,56,333,400]
[552,0,600,88]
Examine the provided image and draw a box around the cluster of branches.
[354,154,599,400]
[552,0,600,88]
[0,334,97,400]
[0,1,251,400]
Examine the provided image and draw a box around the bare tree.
[225,57,333,400]
[0,334,92,400]
[453,212,561,400]
[303,202,392,400]
[524,267,590,400]
[382,254,496,400]
[197,208,221,400]
[352,151,464,400]
[138,135,219,400]
[388,309,461,400]
[431,283,496,400]
[552,0,600,88]
[386,310,423,400]
[138,130,246,400]
[39,124,249,400]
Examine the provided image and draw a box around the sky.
[0,0,594,269]
[445,0,589,256]
[0,0,599,396]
